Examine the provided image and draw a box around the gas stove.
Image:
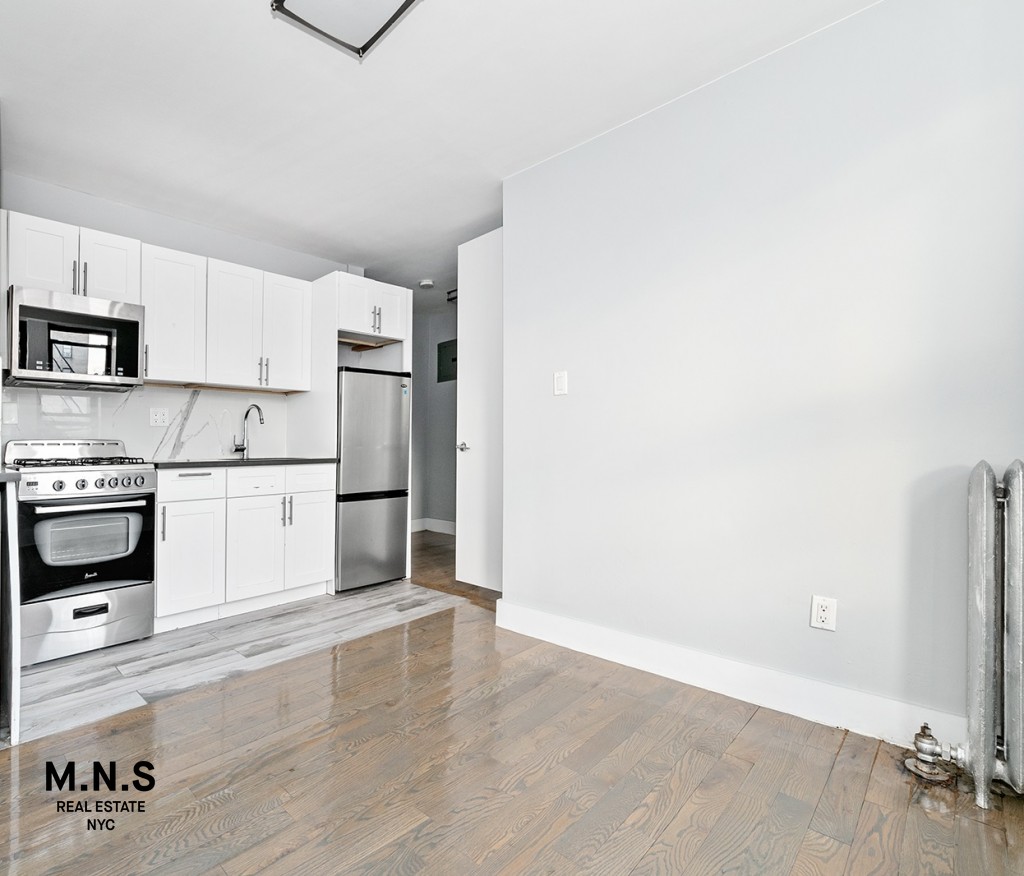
[4,440,155,500]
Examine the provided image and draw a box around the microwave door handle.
[33,499,148,515]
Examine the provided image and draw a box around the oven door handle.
[32,499,149,515]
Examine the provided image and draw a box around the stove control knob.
[76,479,89,490]
[95,478,106,489]
[134,475,146,487]
[108,479,119,490]
[122,476,134,488]
[52,479,65,492]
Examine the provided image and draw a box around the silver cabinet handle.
[370,306,376,332]
[375,306,380,333]
[82,261,88,295]
[456,442,470,451]
[144,344,149,377]
[265,358,270,386]
[288,494,293,525]
[161,506,167,541]
[281,495,287,526]
[72,259,78,294]
[377,306,382,333]
[258,357,264,385]
[177,471,212,478]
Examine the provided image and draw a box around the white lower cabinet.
[284,490,336,589]
[157,464,335,625]
[226,494,288,601]
[156,468,227,618]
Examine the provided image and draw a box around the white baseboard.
[495,599,967,748]
[411,518,456,535]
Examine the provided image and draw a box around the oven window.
[34,512,143,567]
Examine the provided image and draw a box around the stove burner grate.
[12,456,147,468]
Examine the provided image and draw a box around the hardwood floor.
[411,530,500,611]
[17,581,463,744]
[2,595,1022,873]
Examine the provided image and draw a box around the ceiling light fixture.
[270,0,423,60]
[419,279,434,289]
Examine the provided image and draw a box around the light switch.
[553,371,568,396]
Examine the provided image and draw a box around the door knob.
[456,442,470,452]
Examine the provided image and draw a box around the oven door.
[17,493,156,603]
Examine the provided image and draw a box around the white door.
[78,227,141,302]
[7,212,79,293]
[263,272,311,391]
[156,499,226,616]
[207,259,264,388]
[226,495,286,600]
[141,244,207,383]
[455,228,503,592]
[285,490,336,588]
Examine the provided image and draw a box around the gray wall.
[412,307,458,526]
[502,0,1024,724]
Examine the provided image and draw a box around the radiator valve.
[904,723,954,783]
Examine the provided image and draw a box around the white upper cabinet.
[141,244,207,384]
[263,272,312,392]
[8,213,80,294]
[8,212,140,302]
[206,259,265,389]
[337,274,409,341]
[77,227,141,302]
[206,261,311,392]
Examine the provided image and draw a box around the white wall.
[499,0,1024,744]
[411,308,458,528]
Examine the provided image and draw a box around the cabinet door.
[7,212,79,293]
[156,499,226,616]
[263,272,311,391]
[226,494,286,601]
[337,274,375,334]
[374,281,408,340]
[285,490,336,589]
[141,245,207,383]
[207,259,264,388]
[78,227,141,302]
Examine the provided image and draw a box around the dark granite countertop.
[153,458,336,469]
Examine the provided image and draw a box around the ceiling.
[0,0,877,312]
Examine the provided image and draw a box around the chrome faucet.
[233,404,265,460]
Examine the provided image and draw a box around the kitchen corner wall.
[499,0,1024,744]
[411,307,457,529]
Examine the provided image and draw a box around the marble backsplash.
[0,383,288,462]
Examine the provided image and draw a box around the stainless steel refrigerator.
[336,367,411,591]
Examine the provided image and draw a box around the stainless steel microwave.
[5,286,145,391]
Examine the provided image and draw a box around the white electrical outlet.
[149,408,169,427]
[553,371,568,396]
[810,595,838,631]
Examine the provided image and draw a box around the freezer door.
[338,370,411,495]
[336,494,408,592]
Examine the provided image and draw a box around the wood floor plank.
[788,829,851,875]
[863,741,913,812]
[845,800,906,876]
[899,787,956,876]
[629,754,752,875]
[808,731,878,844]
[954,812,1006,876]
